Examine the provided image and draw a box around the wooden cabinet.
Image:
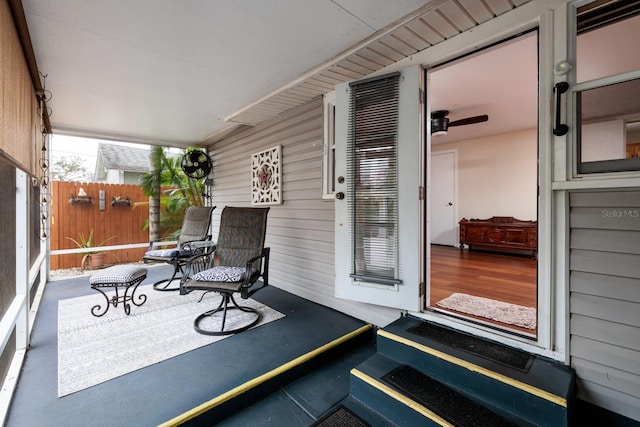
[459,216,537,256]
[627,143,640,158]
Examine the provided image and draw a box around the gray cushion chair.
[180,206,270,335]
[143,206,215,291]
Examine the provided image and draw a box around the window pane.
[577,5,640,83]
[354,146,397,278]
[578,78,640,172]
[347,73,401,285]
[322,95,337,199]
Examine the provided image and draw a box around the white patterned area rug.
[58,284,284,397]
[436,293,536,330]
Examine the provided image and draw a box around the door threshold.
[409,308,541,355]
[430,306,537,340]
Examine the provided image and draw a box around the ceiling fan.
[430,110,488,135]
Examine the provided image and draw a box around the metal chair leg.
[193,293,260,336]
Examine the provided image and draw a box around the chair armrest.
[245,252,263,266]
[182,238,214,248]
[242,248,270,298]
[147,239,178,251]
[179,235,212,248]
[180,251,215,286]
[181,239,216,256]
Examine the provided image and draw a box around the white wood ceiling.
[23,0,530,148]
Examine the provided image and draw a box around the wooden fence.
[50,181,151,269]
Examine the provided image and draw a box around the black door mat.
[311,405,371,427]
[382,365,517,427]
[408,321,533,372]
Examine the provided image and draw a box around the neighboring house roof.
[98,143,150,171]
[94,143,149,181]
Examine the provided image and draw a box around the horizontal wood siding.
[569,190,640,422]
[208,98,397,326]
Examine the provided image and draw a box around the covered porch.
[6,264,376,426]
[8,264,582,426]
[4,0,640,424]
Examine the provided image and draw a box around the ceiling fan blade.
[190,151,205,163]
[199,162,212,175]
[183,165,199,174]
[430,109,449,120]
[448,115,488,127]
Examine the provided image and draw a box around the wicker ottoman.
[89,265,148,317]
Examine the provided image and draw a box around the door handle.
[553,82,569,136]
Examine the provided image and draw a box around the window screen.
[347,73,402,286]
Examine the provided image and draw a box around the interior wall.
[432,128,538,221]
[582,120,626,162]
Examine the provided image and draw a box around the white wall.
[433,128,538,221]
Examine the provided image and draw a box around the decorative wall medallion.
[251,145,282,205]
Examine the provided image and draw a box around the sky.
[51,134,149,173]
[51,135,186,182]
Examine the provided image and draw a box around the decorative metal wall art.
[251,145,282,205]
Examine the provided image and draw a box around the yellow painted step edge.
[351,368,455,427]
[378,329,567,407]
[158,323,373,427]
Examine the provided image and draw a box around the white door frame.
[413,3,558,358]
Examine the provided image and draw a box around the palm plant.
[138,147,207,239]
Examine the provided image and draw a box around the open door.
[334,66,422,311]
[426,33,539,336]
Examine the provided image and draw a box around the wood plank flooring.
[429,245,537,334]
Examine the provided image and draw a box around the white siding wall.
[569,190,640,422]
[208,98,399,327]
[106,170,120,183]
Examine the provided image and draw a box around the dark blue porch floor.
[6,265,375,426]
